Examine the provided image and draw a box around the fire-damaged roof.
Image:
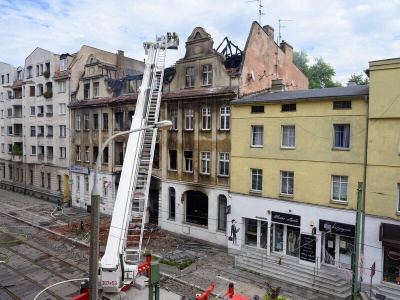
[163,86,237,100]
[68,94,139,108]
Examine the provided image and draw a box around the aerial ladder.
[98,33,178,299]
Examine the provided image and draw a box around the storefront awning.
[380,222,400,247]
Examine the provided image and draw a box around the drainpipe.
[361,95,369,286]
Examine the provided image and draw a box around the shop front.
[319,219,355,269]
[244,216,269,249]
[270,211,301,258]
[380,222,400,284]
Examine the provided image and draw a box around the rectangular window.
[0,127,3,135]
[60,147,66,158]
[103,113,108,130]
[200,151,211,175]
[280,171,294,196]
[220,106,230,130]
[47,173,51,188]
[169,187,176,220]
[185,67,195,87]
[7,109,12,117]
[30,126,36,136]
[76,145,81,161]
[31,146,36,155]
[60,59,67,71]
[7,144,12,153]
[46,146,53,157]
[93,113,98,129]
[218,152,230,176]
[217,196,227,231]
[251,106,264,113]
[93,82,99,97]
[58,81,66,93]
[331,175,348,202]
[6,74,9,83]
[183,151,193,172]
[169,109,178,130]
[333,101,351,109]
[85,146,89,162]
[184,108,193,130]
[30,86,35,96]
[84,83,90,99]
[84,114,89,130]
[333,124,350,149]
[103,147,109,164]
[201,107,211,130]
[251,125,263,147]
[7,126,12,135]
[29,170,33,184]
[59,103,66,115]
[59,125,67,137]
[27,66,33,78]
[76,175,80,191]
[58,175,62,191]
[1,143,4,152]
[169,150,177,170]
[76,115,81,130]
[29,106,35,116]
[47,126,53,137]
[282,103,296,112]
[93,146,99,163]
[85,175,89,192]
[41,172,44,187]
[38,146,44,156]
[251,169,262,192]
[281,125,295,148]
[201,64,212,85]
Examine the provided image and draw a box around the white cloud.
[0,0,399,85]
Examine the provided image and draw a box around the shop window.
[338,236,354,269]
[286,226,300,257]
[383,246,400,283]
[273,223,284,252]
[185,190,208,226]
[169,187,175,220]
[217,195,227,231]
[245,218,258,247]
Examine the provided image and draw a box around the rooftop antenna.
[278,19,293,45]
[246,0,265,24]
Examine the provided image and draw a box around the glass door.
[274,223,284,253]
[260,221,269,249]
[324,233,336,265]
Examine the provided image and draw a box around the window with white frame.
[169,109,178,130]
[201,107,211,130]
[93,82,99,97]
[59,125,67,137]
[200,151,210,174]
[60,59,67,71]
[58,81,66,93]
[331,175,348,202]
[218,152,230,176]
[281,125,295,148]
[84,114,89,130]
[251,125,263,147]
[251,169,262,192]
[30,126,36,136]
[220,106,230,130]
[31,146,36,155]
[280,171,294,196]
[59,103,66,115]
[76,115,81,130]
[85,146,89,162]
[76,145,81,161]
[183,151,193,172]
[30,106,35,116]
[60,147,66,158]
[184,108,194,130]
[201,64,213,86]
[333,124,350,149]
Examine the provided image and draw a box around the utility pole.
[351,182,363,299]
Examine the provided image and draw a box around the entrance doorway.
[185,190,208,226]
[324,233,336,265]
[63,174,69,204]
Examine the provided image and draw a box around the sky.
[0,0,399,85]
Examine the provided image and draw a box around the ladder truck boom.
[99,33,178,297]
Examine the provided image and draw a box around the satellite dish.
[251,70,255,82]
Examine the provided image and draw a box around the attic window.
[333,101,351,109]
[282,104,296,112]
[60,59,67,71]
[251,106,264,113]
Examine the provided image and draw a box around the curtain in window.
[252,126,263,145]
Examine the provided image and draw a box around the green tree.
[293,51,342,89]
[347,73,369,85]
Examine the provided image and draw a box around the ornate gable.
[184,27,214,59]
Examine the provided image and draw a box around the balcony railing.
[37,133,44,137]
[37,113,44,117]
[46,112,53,117]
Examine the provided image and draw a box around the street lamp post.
[89,120,172,300]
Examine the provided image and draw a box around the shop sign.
[255,215,268,221]
[271,211,301,227]
[319,219,355,237]
[70,165,90,175]
[387,248,400,261]
[299,234,316,263]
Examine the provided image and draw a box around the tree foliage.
[348,73,369,85]
[293,51,342,89]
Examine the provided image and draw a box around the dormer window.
[201,64,212,86]
[60,59,67,71]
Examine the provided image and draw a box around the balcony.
[37,113,44,117]
[37,133,44,137]
[46,112,53,117]
[46,134,53,137]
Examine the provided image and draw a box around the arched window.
[169,187,175,219]
[218,195,227,231]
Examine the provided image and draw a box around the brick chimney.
[263,25,274,40]
[117,50,124,78]
[270,79,287,92]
